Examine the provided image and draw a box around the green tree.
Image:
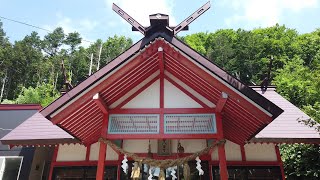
[14,83,59,107]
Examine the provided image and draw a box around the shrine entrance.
[1,2,285,180]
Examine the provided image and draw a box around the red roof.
[0,34,285,146]
[34,36,282,145]
[1,112,77,145]
[0,104,42,110]
[252,87,320,143]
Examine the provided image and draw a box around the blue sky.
[1,0,320,47]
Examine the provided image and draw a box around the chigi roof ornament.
[112,1,211,37]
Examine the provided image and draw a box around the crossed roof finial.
[112,1,211,36]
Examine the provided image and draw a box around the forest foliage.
[0,21,319,178]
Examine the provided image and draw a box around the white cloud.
[42,14,98,47]
[222,0,318,27]
[105,0,176,26]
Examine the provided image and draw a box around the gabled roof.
[30,32,283,145]
[251,87,320,143]
[40,33,283,120]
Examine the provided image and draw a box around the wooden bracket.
[216,92,228,113]
[93,93,108,114]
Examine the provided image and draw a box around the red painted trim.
[105,59,159,104]
[163,46,271,121]
[100,56,158,102]
[52,160,120,167]
[86,145,91,161]
[108,66,159,106]
[218,144,228,180]
[69,112,102,137]
[109,108,215,114]
[216,113,224,139]
[51,160,282,167]
[106,133,218,139]
[93,93,108,114]
[216,96,227,113]
[96,142,107,180]
[51,51,159,124]
[76,119,102,145]
[210,161,281,166]
[165,54,220,100]
[275,145,286,180]
[62,105,99,129]
[0,104,42,110]
[115,75,160,109]
[101,114,109,137]
[240,145,246,161]
[48,146,58,180]
[123,153,212,161]
[164,75,210,108]
[166,66,218,106]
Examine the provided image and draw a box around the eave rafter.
[45,38,274,145]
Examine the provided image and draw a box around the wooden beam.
[114,75,159,109]
[96,142,107,180]
[93,93,108,114]
[164,75,210,108]
[218,143,228,180]
[275,145,286,180]
[216,92,228,113]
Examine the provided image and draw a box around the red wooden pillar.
[275,145,286,180]
[96,142,107,180]
[48,146,58,180]
[93,94,109,180]
[218,143,228,180]
[216,112,228,180]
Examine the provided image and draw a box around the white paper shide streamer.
[121,155,128,174]
[148,167,153,180]
[195,156,204,175]
[170,166,177,180]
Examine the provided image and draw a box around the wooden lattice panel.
[164,114,216,134]
[108,114,160,134]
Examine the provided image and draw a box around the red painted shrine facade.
[2,2,320,180]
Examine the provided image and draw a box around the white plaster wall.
[122,80,160,108]
[171,139,207,153]
[89,142,119,161]
[89,142,99,160]
[211,140,242,161]
[109,71,159,109]
[164,71,215,108]
[225,140,242,161]
[244,143,277,161]
[164,79,202,108]
[56,144,86,161]
[123,140,158,153]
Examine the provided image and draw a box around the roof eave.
[0,138,79,146]
[250,137,320,144]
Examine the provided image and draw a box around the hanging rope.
[99,137,226,169]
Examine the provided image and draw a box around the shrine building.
[1,2,320,180]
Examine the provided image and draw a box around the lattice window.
[108,114,160,134]
[164,114,216,134]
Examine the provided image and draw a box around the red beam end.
[93,93,108,114]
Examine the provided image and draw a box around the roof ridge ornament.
[112,1,211,36]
